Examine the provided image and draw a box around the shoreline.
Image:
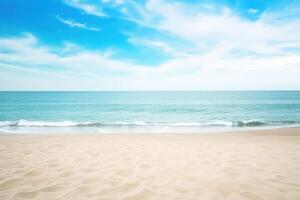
[1,126,300,136]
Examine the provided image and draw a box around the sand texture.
[0,128,300,200]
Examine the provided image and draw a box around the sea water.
[0,91,299,134]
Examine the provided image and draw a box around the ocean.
[0,91,300,134]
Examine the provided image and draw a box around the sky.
[0,0,300,90]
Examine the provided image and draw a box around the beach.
[0,128,300,200]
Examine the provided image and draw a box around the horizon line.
[0,90,300,92]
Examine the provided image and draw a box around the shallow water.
[0,91,300,133]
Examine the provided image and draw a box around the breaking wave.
[0,119,298,128]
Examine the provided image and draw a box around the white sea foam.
[0,120,298,129]
[0,121,16,126]
[17,120,79,127]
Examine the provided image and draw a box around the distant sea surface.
[0,91,300,134]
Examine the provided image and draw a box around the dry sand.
[0,128,300,200]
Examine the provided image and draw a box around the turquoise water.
[0,91,300,133]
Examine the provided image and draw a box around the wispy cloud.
[129,1,299,43]
[127,37,191,57]
[102,0,125,6]
[1,0,300,90]
[56,15,100,31]
[248,8,258,15]
[64,0,106,17]
[120,0,300,59]
[1,33,300,90]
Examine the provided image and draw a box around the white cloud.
[102,0,124,5]
[121,0,300,73]
[149,0,299,44]
[57,15,100,31]
[0,33,300,90]
[121,0,300,51]
[1,1,300,90]
[248,8,258,14]
[127,37,191,57]
[64,0,106,17]
[0,34,140,74]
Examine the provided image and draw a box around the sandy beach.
[0,128,300,200]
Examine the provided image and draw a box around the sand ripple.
[0,129,300,200]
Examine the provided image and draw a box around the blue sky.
[0,0,300,90]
